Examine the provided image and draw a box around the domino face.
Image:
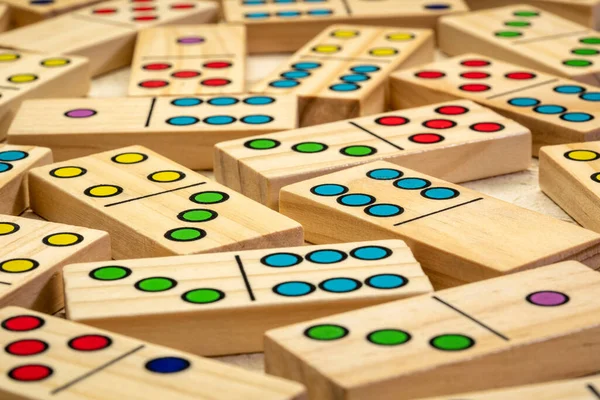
[439,5,600,84]
[215,100,531,209]
[0,215,110,314]
[0,307,306,400]
[279,160,600,287]
[1,0,106,26]
[0,144,52,215]
[28,145,304,260]
[63,240,432,356]
[390,54,600,155]
[128,25,246,96]
[7,94,298,169]
[265,262,600,400]
[252,25,434,126]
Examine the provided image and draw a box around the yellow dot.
[44,233,82,246]
[41,58,70,67]
[387,33,414,41]
[149,170,184,182]
[370,47,398,57]
[331,30,359,39]
[566,150,599,161]
[50,167,86,178]
[0,53,19,62]
[87,185,121,197]
[0,223,17,236]
[112,152,147,164]
[312,45,341,54]
[1,259,38,273]
[8,74,38,83]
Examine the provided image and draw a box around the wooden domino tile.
[63,240,432,356]
[28,145,304,260]
[223,0,468,53]
[0,307,307,400]
[128,24,246,96]
[215,100,531,209]
[1,0,107,27]
[438,5,600,85]
[0,0,218,76]
[390,54,600,155]
[0,5,9,32]
[0,145,52,216]
[0,49,89,138]
[264,262,600,400]
[7,94,298,170]
[279,160,600,288]
[0,215,109,314]
[251,25,434,126]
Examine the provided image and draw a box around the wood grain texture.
[215,100,531,209]
[129,24,246,96]
[0,145,52,216]
[0,5,9,31]
[265,262,600,400]
[279,160,600,287]
[0,306,307,400]
[251,24,434,126]
[7,94,298,170]
[438,5,600,85]
[0,0,218,76]
[28,145,304,259]
[0,216,110,314]
[389,54,600,155]
[1,0,107,26]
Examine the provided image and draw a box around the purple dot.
[527,291,569,307]
[177,36,205,44]
[65,109,97,118]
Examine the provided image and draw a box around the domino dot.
[571,48,598,56]
[84,185,123,198]
[460,71,490,79]
[0,150,28,161]
[177,209,218,222]
[554,85,585,94]
[177,36,204,44]
[147,170,185,183]
[367,168,403,180]
[337,193,376,207]
[171,97,202,107]
[0,259,39,273]
[319,278,361,293]
[292,142,328,153]
[241,115,273,124]
[351,65,380,73]
[207,97,238,106]
[2,315,44,331]
[276,10,301,17]
[135,277,178,292]
[65,109,97,118]
[369,47,398,57]
[133,15,158,21]
[424,4,451,10]
[8,74,38,83]
[331,29,359,39]
[244,96,275,105]
[329,83,360,92]
[269,79,300,88]
[563,59,593,67]
[145,357,190,373]
[505,20,530,27]
[40,58,70,67]
[461,59,491,67]
[89,266,132,281]
[0,53,19,62]
[580,37,600,45]
[387,33,414,41]
[170,3,195,9]
[164,228,206,242]
[459,84,490,92]
[561,112,593,122]
[495,30,522,38]
[132,5,155,11]
[470,122,504,132]
[423,119,456,129]
[166,116,199,126]
[281,71,310,79]
[526,290,569,306]
[421,187,459,200]
[273,281,315,297]
[340,145,377,157]
[190,191,229,204]
[534,105,566,114]
[261,253,303,268]
[244,138,280,150]
[49,166,87,178]
[201,78,231,87]
[430,334,475,351]
[312,44,340,54]
[182,288,225,304]
[376,116,409,126]
[350,246,392,260]
[138,80,169,88]
[436,105,468,115]
[580,93,599,101]
[8,365,53,382]
[42,233,84,247]
[5,339,48,356]
[364,204,403,217]
[507,97,540,107]
[409,133,444,144]
[304,324,349,341]
[204,115,235,125]
[306,249,347,264]
[112,152,148,164]
[368,329,411,346]
[0,222,19,236]
[513,10,539,17]
[171,70,201,78]
[591,173,600,183]
[365,274,407,289]
[310,184,348,196]
[31,0,55,5]
[0,163,11,173]
[415,70,445,79]
[143,63,171,70]
[394,177,431,190]
[244,12,270,19]
[292,62,321,70]
[307,9,333,16]
[564,149,600,161]
[340,74,370,82]
[203,61,232,69]
[68,335,112,351]
[92,7,117,14]
[505,72,536,80]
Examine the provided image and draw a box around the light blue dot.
[508,97,539,107]
[422,187,459,200]
[204,115,235,125]
[270,79,300,88]
[320,278,360,293]
[262,253,302,267]
[395,178,430,190]
[244,96,275,105]
[535,105,566,114]
[208,97,238,106]
[554,85,585,94]
[166,116,199,126]
[292,62,321,70]
[281,70,310,79]
[351,246,391,260]
[351,65,380,73]
[243,0,265,4]
[338,194,374,206]
[341,74,369,82]
[241,115,273,124]
[307,8,332,15]
[311,184,347,196]
[561,112,593,122]
[367,168,402,180]
[245,12,270,18]
[581,92,600,101]
[277,10,301,17]
[0,163,11,173]
[274,282,314,297]
[330,83,360,92]
[307,250,346,264]
[366,274,407,289]
[171,97,202,107]
[365,204,403,217]
[0,150,27,162]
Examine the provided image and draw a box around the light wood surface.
[264,261,600,400]
[1,0,106,26]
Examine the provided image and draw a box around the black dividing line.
[142,54,236,60]
[71,13,136,29]
[235,255,255,301]
[104,182,206,207]
[589,384,600,399]
[144,97,157,128]
[394,198,484,226]
[50,345,145,395]
[349,122,404,150]
[299,54,392,64]
[341,0,352,15]
[513,30,590,45]
[0,281,11,286]
[486,79,558,100]
[433,296,510,341]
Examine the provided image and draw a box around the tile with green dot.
[265,261,600,400]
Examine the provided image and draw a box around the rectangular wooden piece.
[2,0,107,26]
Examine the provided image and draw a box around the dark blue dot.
[351,65,380,73]
[307,250,346,264]
[171,97,202,107]
[207,97,238,106]
[292,62,321,70]
[245,12,270,19]
[307,8,332,15]
[30,0,54,4]
[508,97,539,107]
[269,79,300,88]
[366,274,407,289]
[421,187,459,200]
[0,163,12,173]
[319,278,361,293]
[365,204,403,217]
[534,105,566,114]
[330,83,360,92]
[273,281,315,296]
[262,253,302,267]
[145,357,190,373]
[394,178,430,190]
[581,92,600,101]
[244,96,275,105]
[338,194,375,206]
[424,3,450,9]
[351,246,391,261]
[204,115,235,125]
[311,184,347,196]
[281,70,310,79]
[166,116,199,126]
[241,115,273,124]
[554,85,585,94]
[0,151,27,162]
[561,112,593,122]
[367,168,402,180]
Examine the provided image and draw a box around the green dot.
[572,48,599,56]
[179,209,217,222]
[136,277,177,292]
[341,145,376,157]
[191,191,228,204]
[90,266,130,281]
[183,288,224,304]
[430,334,474,351]
[246,139,279,150]
[368,329,411,346]
[305,324,348,341]
[293,142,327,153]
[513,10,539,17]
[495,31,522,38]
[166,228,205,241]
[504,20,530,27]
[563,59,593,67]
[580,37,600,45]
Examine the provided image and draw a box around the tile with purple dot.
[250,25,435,127]
[438,5,600,85]
[26,145,303,260]
[128,24,246,97]
[0,215,110,315]
[278,160,600,288]
[0,307,306,400]
[215,100,531,210]
[7,94,297,170]
[390,54,600,156]
[62,239,432,356]
[265,261,600,400]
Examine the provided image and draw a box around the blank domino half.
[215,100,531,209]
[0,307,306,400]
[7,94,298,169]
[438,5,600,85]
[1,0,107,26]
[0,145,51,216]
[0,215,109,314]
[28,145,303,259]
[0,49,89,138]
[0,0,218,76]
[390,54,600,155]
[223,0,468,53]
[264,262,600,400]
[279,160,600,287]
[251,25,434,126]
[129,24,246,96]
[63,240,432,356]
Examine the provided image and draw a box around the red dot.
[171,3,195,8]
[471,122,504,132]
[139,80,169,88]
[143,63,171,71]
[409,133,444,144]
[92,7,117,14]
[5,340,48,356]
[203,61,232,69]
[423,119,456,129]
[133,15,158,21]
[461,59,491,67]
[171,70,200,78]
[436,105,469,115]
[415,70,445,79]
[375,116,409,126]
[201,78,231,87]
[68,335,112,352]
[132,5,155,11]
[460,71,490,79]
[9,365,52,382]
[459,84,490,92]
[505,72,536,80]
[2,315,44,332]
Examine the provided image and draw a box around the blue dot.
[262,253,302,267]
[425,3,450,9]
[30,0,53,4]
[394,178,430,190]
[145,357,190,373]
[282,70,310,79]
[0,151,27,162]
[270,79,300,88]
[171,97,202,107]
[508,97,539,107]
[245,12,270,18]
[311,184,347,196]
[273,281,314,297]
[554,85,585,94]
[277,10,301,17]
[241,115,273,124]
[319,278,361,293]
[367,168,402,180]
[243,0,265,4]
[330,83,360,92]
[341,74,370,82]
[307,8,332,15]
[292,62,321,70]
[365,204,403,217]
[561,112,593,122]
[166,116,199,126]
[366,274,407,289]
[207,97,238,106]
[535,105,566,114]
[0,163,11,173]
[421,187,459,200]
[204,115,235,125]
[244,96,275,105]
[274,0,294,2]
[581,92,600,101]
[351,246,391,260]
[338,194,375,206]
[351,65,380,73]
[307,250,346,264]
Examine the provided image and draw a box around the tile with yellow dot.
[0,214,110,314]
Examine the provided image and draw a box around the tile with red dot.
[85,0,201,27]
